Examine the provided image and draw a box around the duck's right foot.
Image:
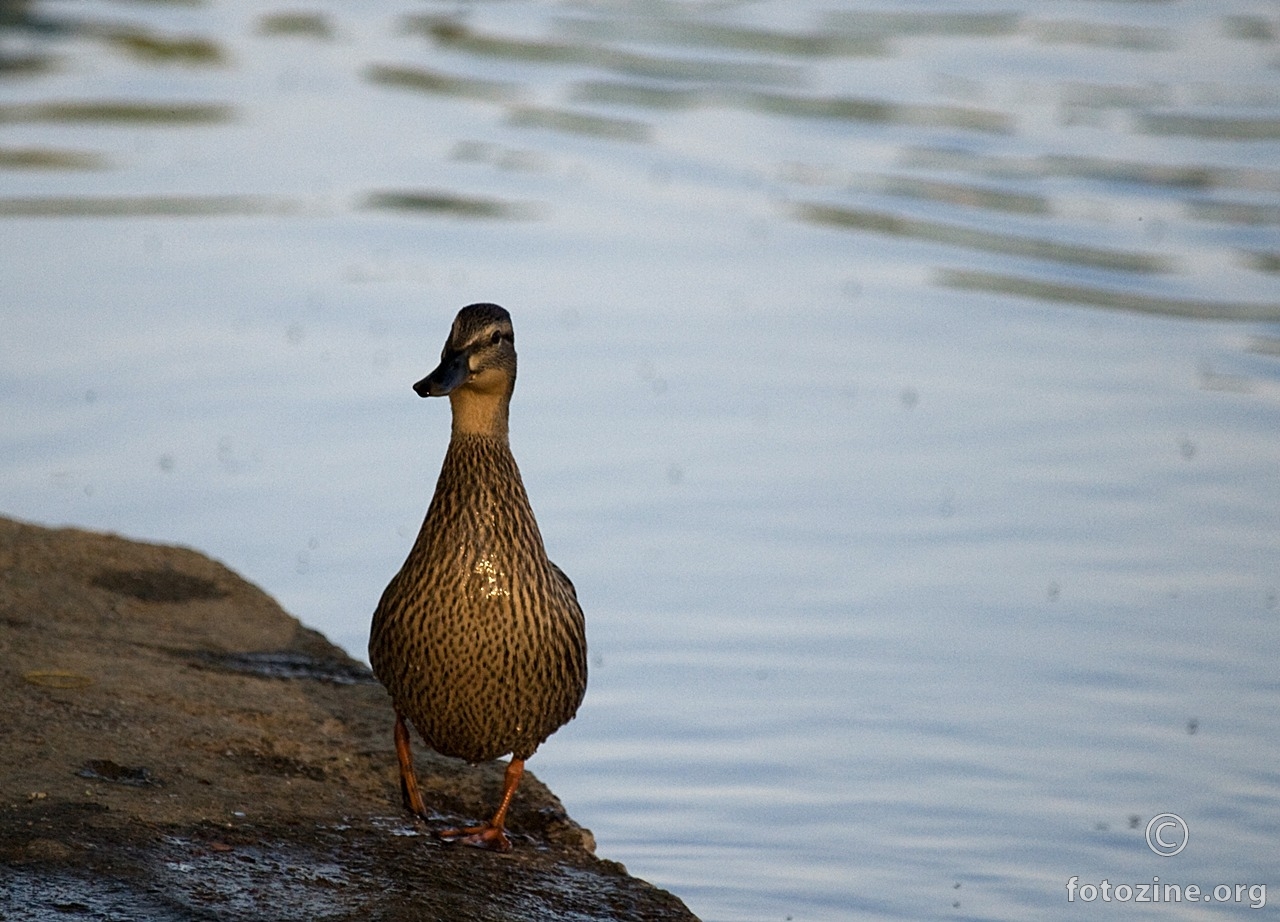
[394,712,429,819]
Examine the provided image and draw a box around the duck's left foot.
[436,757,525,851]
[437,823,512,852]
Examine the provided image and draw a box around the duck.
[369,302,588,851]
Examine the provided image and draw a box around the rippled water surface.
[3,1,1280,919]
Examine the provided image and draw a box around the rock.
[0,516,697,921]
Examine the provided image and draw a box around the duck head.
[415,303,517,435]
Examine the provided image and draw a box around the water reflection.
[846,174,1049,216]
[449,140,548,174]
[1189,199,1280,226]
[557,13,888,58]
[0,146,104,169]
[363,190,541,220]
[365,63,520,104]
[1225,14,1280,41]
[572,81,1013,133]
[256,12,334,41]
[2,2,226,69]
[1031,18,1172,50]
[88,25,224,66]
[410,14,808,86]
[506,105,649,142]
[1248,253,1280,274]
[0,51,49,75]
[571,81,697,112]
[747,90,1010,132]
[1139,112,1280,140]
[795,202,1172,273]
[898,146,1280,196]
[0,194,284,217]
[940,268,1280,322]
[0,0,68,42]
[0,100,232,124]
[404,15,588,67]
[823,10,1019,38]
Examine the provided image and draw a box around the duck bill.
[413,351,468,397]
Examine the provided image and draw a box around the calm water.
[3,1,1279,919]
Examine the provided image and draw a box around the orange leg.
[394,712,428,820]
[438,757,525,852]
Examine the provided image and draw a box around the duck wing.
[548,560,578,602]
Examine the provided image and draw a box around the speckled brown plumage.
[369,303,587,850]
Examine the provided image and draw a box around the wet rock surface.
[0,516,697,921]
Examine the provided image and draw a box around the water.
[3,1,1279,919]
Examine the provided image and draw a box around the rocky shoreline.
[0,516,697,921]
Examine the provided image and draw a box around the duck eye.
[490,330,503,345]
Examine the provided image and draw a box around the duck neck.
[448,389,511,439]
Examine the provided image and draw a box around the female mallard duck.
[369,303,588,851]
